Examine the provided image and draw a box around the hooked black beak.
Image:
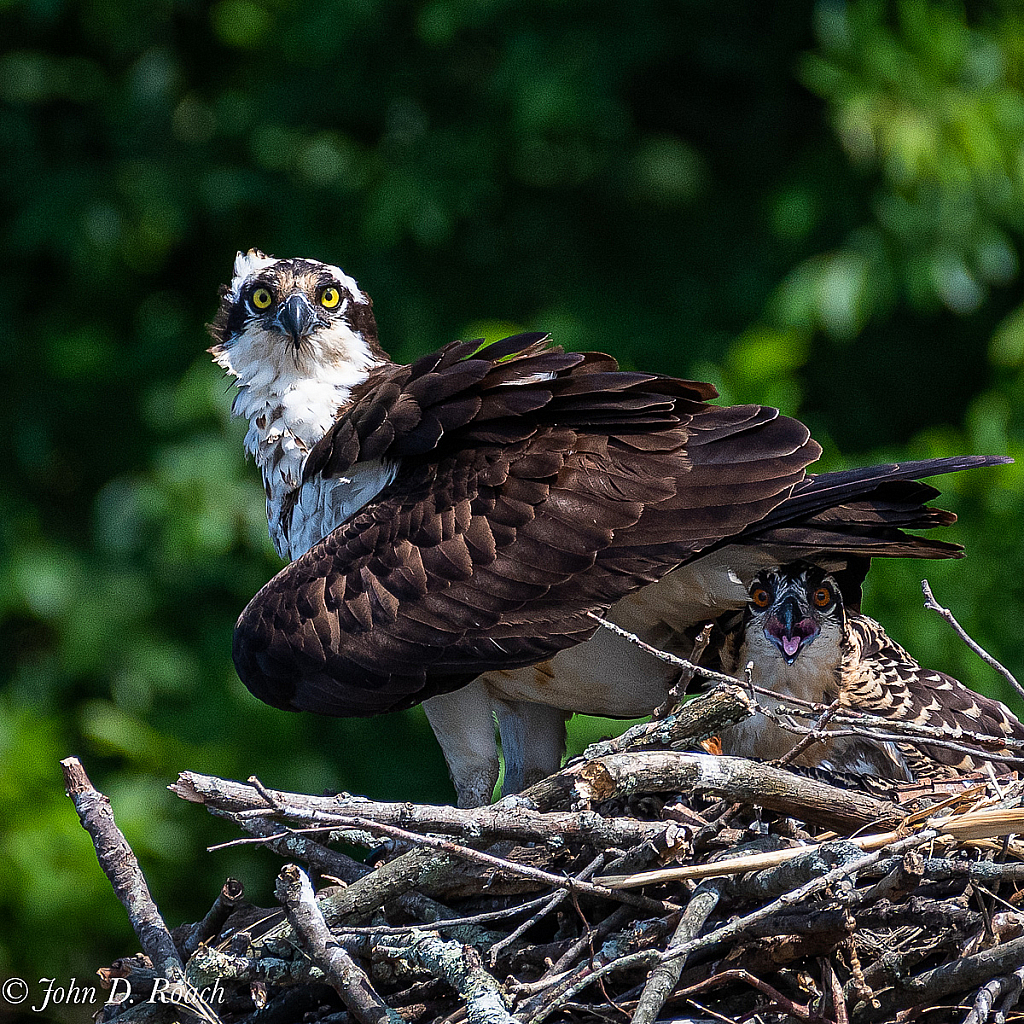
[764,594,820,664]
[274,294,317,347]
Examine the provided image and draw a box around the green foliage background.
[1,0,1023,996]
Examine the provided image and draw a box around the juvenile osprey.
[210,250,1007,804]
[720,563,1024,780]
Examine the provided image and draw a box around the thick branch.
[858,933,1024,1021]
[250,846,457,959]
[579,683,755,760]
[61,757,185,984]
[172,771,667,849]
[549,751,906,833]
[632,880,723,1024]
[373,931,515,1024]
[275,864,402,1024]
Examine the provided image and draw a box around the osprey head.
[746,562,845,665]
[207,249,383,384]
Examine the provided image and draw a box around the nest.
[63,667,1024,1024]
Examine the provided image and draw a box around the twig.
[373,931,515,1024]
[652,622,715,717]
[275,864,402,1024]
[527,828,940,1024]
[596,839,869,889]
[996,966,1024,1022]
[859,850,924,905]
[596,814,1024,889]
[179,878,245,959]
[861,932,1024,1020]
[671,969,828,1021]
[508,905,636,1005]
[752,701,1024,760]
[823,956,850,1024]
[741,701,1024,778]
[337,893,555,938]
[922,579,1024,703]
[517,916,671,1024]
[586,612,742,686]
[632,879,723,1024]
[743,686,1012,752]
[248,845,458,960]
[313,813,676,916]
[209,813,509,947]
[486,854,606,967]
[963,976,1014,1024]
[209,808,371,883]
[682,998,737,1024]
[778,697,844,766]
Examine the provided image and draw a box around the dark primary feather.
[711,456,1009,606]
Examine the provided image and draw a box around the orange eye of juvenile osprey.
[751,587,771,608]
[812,586,832,608]
[320,286,342,308]
[251,287,273,310]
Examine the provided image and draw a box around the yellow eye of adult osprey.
[320,286,342,308]
[813,586,832,608]
[251,287,273,310]
[751,586,771,608]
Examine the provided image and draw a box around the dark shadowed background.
[1,0,1023,1004]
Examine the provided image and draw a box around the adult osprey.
[719,563,1024,779]
[210,250,1006,804]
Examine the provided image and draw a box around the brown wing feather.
[843,614,1024,778]
[711,456,1008,607]
[233,335,818,716]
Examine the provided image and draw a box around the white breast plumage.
[235,367,382,558]
[210,288,385,560]
[277,459,398,560]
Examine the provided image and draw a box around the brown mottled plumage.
[721,563,1024,780]
[211,251,1009,804]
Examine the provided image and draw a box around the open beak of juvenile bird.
[274,293,318,348]
[764,594,819,664]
